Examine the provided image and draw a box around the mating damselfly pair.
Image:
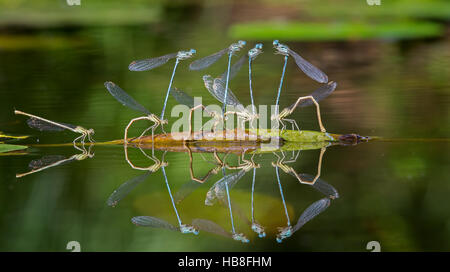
[105,40,336,143]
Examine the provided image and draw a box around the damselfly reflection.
[121,146,198,235]
[129,49,196,120]
[272,149,338,242]
[201,154,259,242]
[104,81,168,143]
[106,146,168,207]
[273,147,327,185]
[14,110,95,145]
[113,139,341,243]
[16,144,94,178]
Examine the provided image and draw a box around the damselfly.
[190,41,247,114]
[14,110,95,145]
[273,40,329,107]
[248,43,263,116]
[216,43,264,120]
[104,81,168,143]
[271,81,337,133]
[129,49,196,120]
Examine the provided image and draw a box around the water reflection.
[15,144,94,178]
[118,140,345,244]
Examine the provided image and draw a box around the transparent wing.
[128,52,177,71]
[288,48,328,83]
[189,48,228,71]
[300,174,339,199]
[202,76,243,109]
[192,219,232,238]
[104,81,151,115]
[174,179,205,204]
[26,118,76,132]
[213,78,244,108]
[170,87,195,108]
[205,169,246,206]
[131,216,178,231]
[219,55,246,81]
[107,172,151,207]
[28,155,67,169]
[293,198,330,232]
[288,81,337,110]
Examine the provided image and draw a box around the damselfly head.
[87,128,95,135]
[230,41,246,53]
[273,40,279,47]
[202,74,212,81]
[248,45,263,59]
[251,223,266,238]
[180,224,199,235]
[255,43,263,49]
[178,49,196,60]
[232,233,249,243]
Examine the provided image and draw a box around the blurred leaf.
[229,21,444,41]
[0,143,28,153]
[0,132,29,142]
[308,0,450,20]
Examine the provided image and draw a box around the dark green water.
[0,10,449,251]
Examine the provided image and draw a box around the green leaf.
[0,144,28,153]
